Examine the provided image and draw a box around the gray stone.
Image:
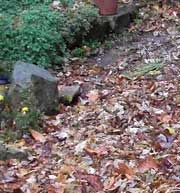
[8,61,59,114]
[0,141,28,160]
[11,61,57,88]
[58,85,80,104]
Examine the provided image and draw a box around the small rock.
[58,85,80,104]
[0,141,28,161]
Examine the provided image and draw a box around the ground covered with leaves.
[0,1,179,193]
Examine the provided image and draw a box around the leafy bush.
[0,0,51,15]
[62,4,99,45]
[60,0,74,8]
[0,1,98,68]
[0,5,66,67]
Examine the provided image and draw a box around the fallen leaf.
[59,165,74,175]
[175,95,180,105]
[0,180,25,192]
[138,156,159,173]
[152,4,160,12]
[154,133,174,150]
[75,140,88,154]
[84,146,109,159]
[115,163,135,179]
[47,184,60,193]
[17,168,32,178]
[86,90,99,103]
[74,171,104,191]
[160,157,173,171]
[103,177,116,191]
[30,129,46,143]
[159,114,172,123]
[89,65,104,75]
[165,127,176,135]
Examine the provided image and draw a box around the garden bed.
[0,0,136,69]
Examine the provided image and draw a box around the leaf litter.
[0,1,180,193]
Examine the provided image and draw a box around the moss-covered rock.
[58,85,81,105]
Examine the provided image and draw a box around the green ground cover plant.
[0,0,98,68]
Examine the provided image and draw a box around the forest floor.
[0,1,179,193]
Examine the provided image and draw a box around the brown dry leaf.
[46,184,64,193]
[152,4,160,12]
[0,180,24,192]
[59,165,74,175]
[17,168,32,178]
[30,184,43,193]
[14,139,26,147]
[84,146,109,159]
[103,177,116,191]
[116,75,127,85]
[89,65,104,75]
[58,186,66,193]
[159,114,172,123]
[74,171,104,192]
[30,129,46,143]
[160,157,174,172]
[57,173,68,184]
[175,95,180,104]
[138,156,159,173]
[86,90,100,103]
[57,165,74,183]
[115,163,135,179]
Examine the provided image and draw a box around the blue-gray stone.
[8,61,59,114]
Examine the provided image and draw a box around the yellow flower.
[166,127,176,135]
[0,94,4,101]
[21,106,29,114]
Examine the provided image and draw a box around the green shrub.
[0,1,98,68]
[60,0,74,8]
[62,4,99,45]
[0,5,66,67]
[0,0,51,15]
[71,39,101,57]
[71,48,86,58]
